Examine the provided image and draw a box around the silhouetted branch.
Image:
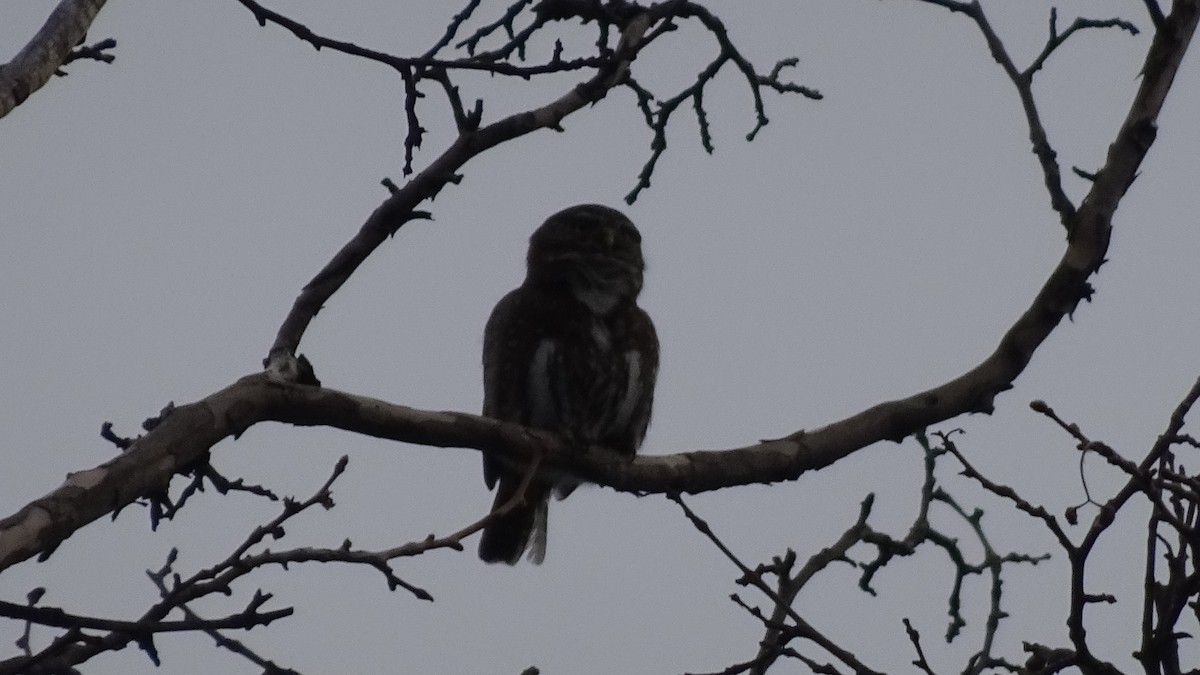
[235,1,689,176]
[255,0,818,365]
[456,0,537,57]
[1032,399,1143,480]
[902,619,937,675]
[1026,9,1138,80]
[99,421,133,450]
[235,0,591,77]
[0,597,290,636]
[424,0,485,58]
[943,429,1073,551]
[671,493,884,675]
[1,15,1197,675]
[261,9,660,368]
[960,376,1200,674]
[212,468,543,601]
[1136,378,1200,673]
[680,432,1041,675]
[1143,0,1166,29]
[0,446,573,672]
[914,0,1101,226]
[146,561,306,675]
[0,574,291,674]
[57,36,116,74]
[0,0,109,118]
[624,4,821,203]
[155,461,279,526]
[0,459,349,674]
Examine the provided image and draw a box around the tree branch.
[1025,9,1139,81]
[913,0,1085,226]
[0,598,290,636]
[0,0,109,119]
[262,11,656,367]
[234,0,593,78]
[2,3,1195,617]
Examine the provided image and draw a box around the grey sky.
[3,0,1200,672]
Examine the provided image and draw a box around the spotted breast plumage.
[478,204,659,564]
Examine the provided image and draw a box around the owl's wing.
[610,305,659,455]
[481,286,544,489]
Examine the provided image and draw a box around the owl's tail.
[479,477,549,565]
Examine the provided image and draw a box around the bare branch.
[2,16,1197,668]
[0,597,290,636]
[0,459,354,673]
[902,619,938,675]
[58,37,117,70]
[456,0,537,57]
[943,426,1074,552]
[423,0,485,59]
[263,12,657,367]
[1136,379,1200,673]
[233,1,818,366]
[624,4,821,203]
[142,581,304,675]
[99,421,133,450]
[681,432,1041,675]
[0,569,292,674]
[0,0,109,118]
[670,494,885,675]
[912,0,1077,225]
[1144,0,1166,29]
[747,498,877,675]
[1010,376,1200,673]
[234,0,592,78]
[1025,9,1139,80]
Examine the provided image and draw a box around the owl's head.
[526,204,645,310]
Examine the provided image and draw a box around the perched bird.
[479,204,659,564]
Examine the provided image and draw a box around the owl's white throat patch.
[573,287,620,315]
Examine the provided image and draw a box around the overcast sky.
[4,1,1200,673]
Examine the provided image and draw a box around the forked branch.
[0,0,110,118]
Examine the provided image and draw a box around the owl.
[479,204,659,564]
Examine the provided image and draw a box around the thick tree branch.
[0,0,108,119]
